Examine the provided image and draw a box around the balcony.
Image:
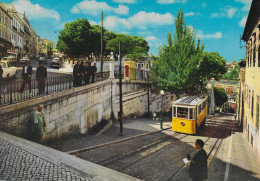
[240,68,245,83]
[12,26,17,32]
[20,29,24,35]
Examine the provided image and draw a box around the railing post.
[46,77,49,95]
[10,81,13,104]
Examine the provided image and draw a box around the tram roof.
[172,95,207,106]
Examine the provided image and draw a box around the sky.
[2,0,252,62]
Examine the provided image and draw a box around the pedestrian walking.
[20,60,32,93]
[91,63,97,83]
[33,105,46,142]
[73,61,81,87]
[85,62,91,85]
[36,61,47,95]
[188,139,208,181]
[79,61,85,86]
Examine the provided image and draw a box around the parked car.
[51,57,63,68]
[0,60,18,78]
[39,57,47,64]
[20,56,30,63]
[35,55,40,60]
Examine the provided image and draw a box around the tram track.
[109,133,189,172]
[76,130,186,167]
[68,126,172,155]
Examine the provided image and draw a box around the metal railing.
[0,69,151,106]
[0,71,110,106]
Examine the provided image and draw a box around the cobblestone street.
[0,138,87,181]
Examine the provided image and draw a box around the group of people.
[73,61,97,87]
[19,60,47,95]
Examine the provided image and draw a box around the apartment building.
[0,2,12,59]
[237,0,260,161]
[42,39,55,54]
[4,3,24,60]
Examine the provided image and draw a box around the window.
[256,96,259,131]
[198,104,201,114]
[253,48,256,67]
[252,91,254,118]
[177,107,188,119]
[249,90,251,107]
[173,106,176,117]
[258,50,260,67]
[189,108,194,120]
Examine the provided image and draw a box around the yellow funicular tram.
[172,95,208,134]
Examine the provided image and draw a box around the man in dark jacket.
[79,61,85,86]
[189,139,208,181]
[20,60,33,93]
[91,63,97,83]
[73,61,81,87]
[36,61,47,95]
[85,62,91,85]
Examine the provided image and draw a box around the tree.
[221,64,240,81]
[151,9,204,96]
[57,19,148,59]
[106,34,149,59]
[214,87,228,107]
[199,52,227,84]
[89,25,116,56]
[57,19,93,58]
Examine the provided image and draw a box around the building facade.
[36,36,43,55]
[0,3,41,60]
[237,0,260,161]
[42,39,55,54]
[4,3,24,61]
[0,2,12,59]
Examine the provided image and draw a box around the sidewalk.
[209,128,260,181]
[0,131,140,181]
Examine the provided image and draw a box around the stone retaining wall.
[0,79,173,141]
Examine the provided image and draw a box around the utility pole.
[119,41,123,135]
[147,55,150,118]
[100,11,103,80]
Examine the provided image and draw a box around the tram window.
[173,106,176,117]
[189,108,194,119]
[177,107,188,119]
[198,104,201,114]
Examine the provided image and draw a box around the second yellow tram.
[172,95,208,134]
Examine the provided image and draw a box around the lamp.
[160,90,164,129]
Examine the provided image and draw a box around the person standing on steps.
[189,139,208,181]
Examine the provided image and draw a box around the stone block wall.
[0,80,112,141]
[0,79,174,141]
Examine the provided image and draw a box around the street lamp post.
[119,41,123,135]
[100,11,103,81]
[160,90,164,129]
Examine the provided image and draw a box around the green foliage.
[106,34,149,60]
[56,39,68,53]
[57,19,92,57]
[214,87,228,107]
[221,64,240,81]
[57,19,149,59]
[199,52,227,82]
[151,9,204,95]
